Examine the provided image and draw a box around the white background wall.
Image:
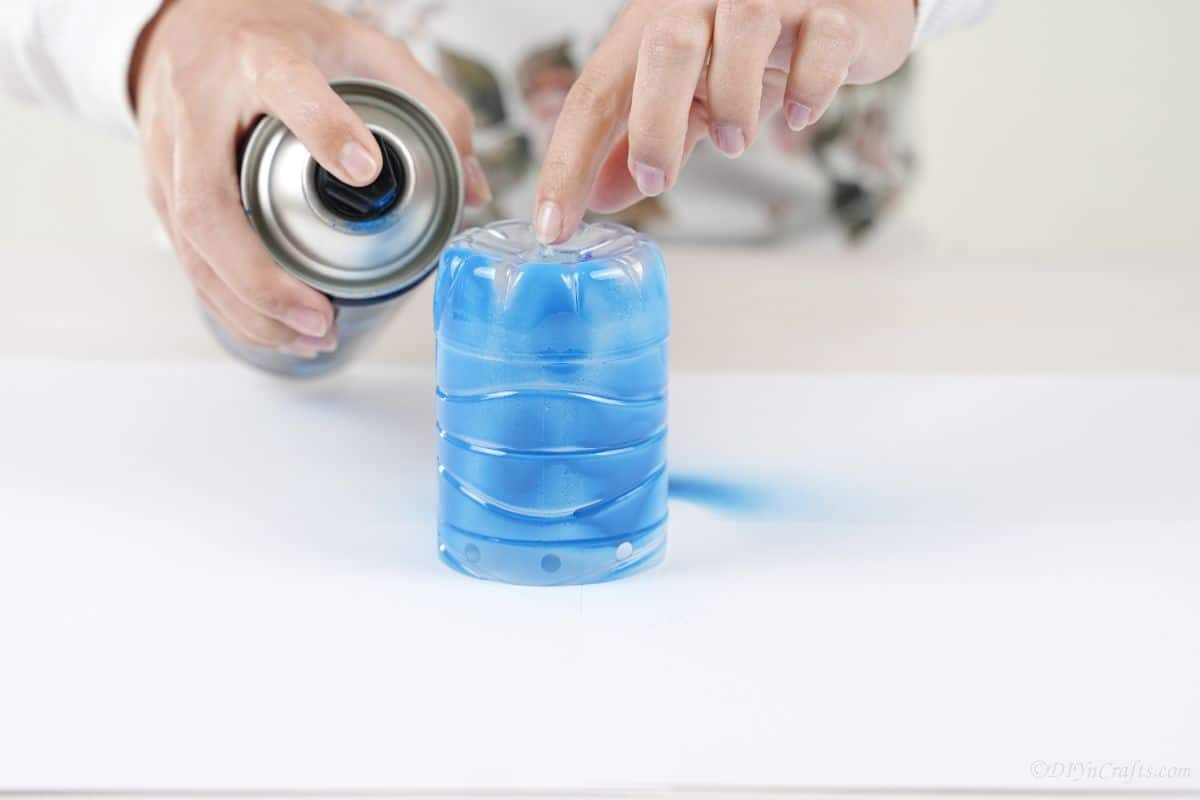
[907,0,1200,259]
[1,1,1198,369]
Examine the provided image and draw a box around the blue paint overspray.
[668,472,784,517]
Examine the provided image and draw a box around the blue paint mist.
[668,473,780,516]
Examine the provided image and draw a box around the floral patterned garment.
[325,0,915,244]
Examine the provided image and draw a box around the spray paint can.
[215,79,463,376]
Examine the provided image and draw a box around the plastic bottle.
[434,220,669,585]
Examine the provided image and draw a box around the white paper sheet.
[1,363,1196,791]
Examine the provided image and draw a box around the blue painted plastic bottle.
[434,220,669,585]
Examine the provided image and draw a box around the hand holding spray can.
[221,79,464,377]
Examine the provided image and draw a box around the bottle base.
[438,518,667,586]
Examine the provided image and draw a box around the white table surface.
[1,362,1197,793]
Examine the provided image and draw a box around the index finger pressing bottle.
[434,221,669,585]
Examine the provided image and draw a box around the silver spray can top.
[240,79,464,303]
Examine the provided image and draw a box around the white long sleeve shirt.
[0,0,161,135]
[1,0,992,137]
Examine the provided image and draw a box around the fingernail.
[714,125,746,158]
[285,308,328,338]
[463,155,492,207]
[632,161,665,196]
[534,200,563,245]
[279,342,320,359]
[785,101,813,132]
[293,334,338,353]
[340,141,378,185]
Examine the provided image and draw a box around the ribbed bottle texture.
[434,221,669,585]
